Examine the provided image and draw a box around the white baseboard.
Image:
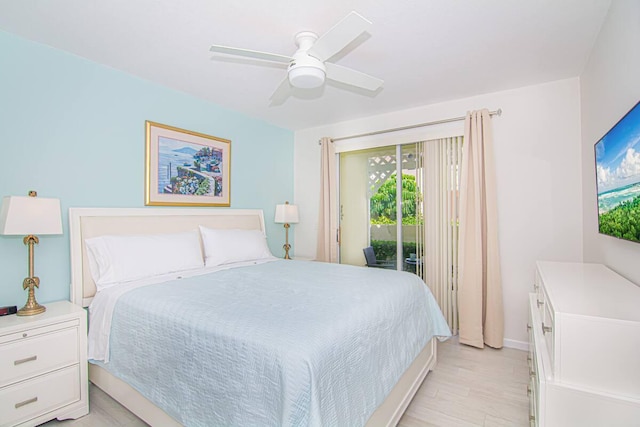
[503,338,529,351]
[450,334,529,351]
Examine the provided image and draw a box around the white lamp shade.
[274,203,299,224]
[0,196,63,235]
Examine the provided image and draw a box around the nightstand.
[0,301,88,426]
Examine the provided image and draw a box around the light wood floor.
[42,336,529,427]
[398,336,529,426]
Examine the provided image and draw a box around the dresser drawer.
[533,286,555,371]
[528,377,537,427]
[533,278,545,318]
[0,327,79,388]
[541,293,554,370]
[0,365,80,427]
[528,293,545,426]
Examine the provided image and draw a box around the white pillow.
[199,226,273,267]
[85,230,204,290]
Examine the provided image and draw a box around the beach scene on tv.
[157,136,224,197]
[595,102,640,243]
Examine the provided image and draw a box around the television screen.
[594,100,640,243]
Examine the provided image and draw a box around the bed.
[69,207,450,426]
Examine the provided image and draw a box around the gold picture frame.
[145,121,231,207]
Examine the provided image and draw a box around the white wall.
[581,0,640,285]
[294,78,583,347]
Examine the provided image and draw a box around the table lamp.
[0,191,62,316]
[274,201,299,259]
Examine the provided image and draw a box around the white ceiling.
[0,0,611,130]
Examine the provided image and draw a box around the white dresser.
[528,261,640,426]
[0,301,88,427]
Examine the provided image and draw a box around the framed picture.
[145,121,231,206]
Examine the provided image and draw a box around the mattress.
[89,260,450,426]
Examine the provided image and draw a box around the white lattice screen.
[367,151,417,196]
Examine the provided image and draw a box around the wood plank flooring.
[42,336,529,426]
[398,336,529,426]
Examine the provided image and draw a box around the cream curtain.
[457,109,503,349]
[417,137,463,335]
[316,137,338,263]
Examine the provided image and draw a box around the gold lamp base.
[17,276,46,316]
[17,302,46,316]
[283,223,292,259]
[16,235,47,316]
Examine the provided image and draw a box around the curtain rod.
[324,108,502,143]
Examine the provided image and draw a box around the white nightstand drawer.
[0,319,78,345]
[0,327,79,388]
[0,365,80,427]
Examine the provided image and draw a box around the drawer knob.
[14,355,38,366]
[15,396,38,409]
[527,385,531,396]
[536,299,544,308]
[22,333,27,338]
[542,323,552,334]
[526,324,531,331]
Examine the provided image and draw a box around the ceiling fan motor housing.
[288,56,326,89]
[288,31,326,89]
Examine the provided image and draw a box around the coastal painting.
[595,101,640,243]
[145,121,231,206]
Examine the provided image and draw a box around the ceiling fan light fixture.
[289,66,325,89]
[210,11,383,101]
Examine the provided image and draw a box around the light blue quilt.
[95,260,450,426]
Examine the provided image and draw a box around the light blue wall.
[0,31,294,307]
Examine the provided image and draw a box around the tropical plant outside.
[370,173,421,262]
[370,173,421,225]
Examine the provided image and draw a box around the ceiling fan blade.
[269,77,293,106]
[307,11,372,62]
[210,45,292,64]
[325,62,383,91]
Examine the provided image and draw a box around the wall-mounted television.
[594,100,640,243]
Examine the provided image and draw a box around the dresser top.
[537,261,640,322]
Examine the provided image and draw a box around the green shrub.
[371,240,418,261]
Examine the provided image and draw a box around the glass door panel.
[340,144,418,270]
[367,146,398,268]
[339,149,373,266]
[400,143,419,273]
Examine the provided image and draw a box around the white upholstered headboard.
[69,208,266,307]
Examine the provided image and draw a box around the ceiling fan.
[209,11,384,103]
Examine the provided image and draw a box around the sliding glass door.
[338,136,463,333]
